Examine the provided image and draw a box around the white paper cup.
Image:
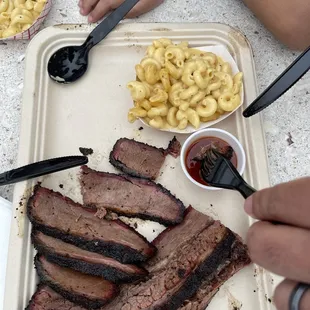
[180,128,246,190]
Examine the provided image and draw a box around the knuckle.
[251,191,266,218]
[247,223,282,267]
[267,186,282,218]
[108,0,116,9]
[262,239,282,269]
[246,223,262,259]
[126,9,136,17]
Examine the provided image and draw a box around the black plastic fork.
[200,151,256,199]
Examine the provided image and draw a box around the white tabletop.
[0,0,310,202]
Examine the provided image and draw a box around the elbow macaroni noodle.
[0,0,47,38]
[127,39,244,130]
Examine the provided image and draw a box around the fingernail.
[78,0,82,7]
[244,196,254,216]
[80,8,85,15]
[88,15,94,23]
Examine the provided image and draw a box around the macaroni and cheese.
[0,0,47,38]
[127,38,244,130]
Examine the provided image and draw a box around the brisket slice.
[32,230,148,283]
[28,186,156,264]
[34,255,118,309]
[167,136,182,158]
[145,206,215,272]
[26,285,86,310]
[109,137,181,180]
[194,143,233,162]
[80,166,185,226]
[102,221,238,310]
[179,238,251,310]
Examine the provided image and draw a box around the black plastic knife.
[0,156,88,186]
[243,46,310,118]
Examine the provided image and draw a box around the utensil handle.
[85,0,140,49]
[0,156,88,186]
[237,181,256,199]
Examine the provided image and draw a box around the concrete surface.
[0,0,309,200]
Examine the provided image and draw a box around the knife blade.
[243,46,310,118]
[0,156,88,186]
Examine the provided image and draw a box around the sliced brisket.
[109,136,181,180]
[145,206,215,272]
[27,186,156,264]
[179,238,250,310]
[80,166,185,226]
[32,230,148,283]
[193,142,233,162]
[26,285,86,310]
[102,221,239,310]
[167,136,182,158]
[34,255,118,309]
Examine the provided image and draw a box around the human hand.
[245,177,310,309]
[78,0,164,23]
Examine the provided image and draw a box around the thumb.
[244,195,254,218]
[243,177,310,229]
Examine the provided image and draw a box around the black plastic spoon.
[47,0,140,84]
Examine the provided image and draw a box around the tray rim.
[4,22,277,310]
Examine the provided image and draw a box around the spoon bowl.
[48,45,89,84]
[47,0,139,84]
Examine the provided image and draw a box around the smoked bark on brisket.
[34,255,118,309]
[80,166,185,226]
[109,137,181,180]
[32,230,148,283]
[145,206,215,272]
[27,186,156,264]
[101,207,250,310]
[179,238,250,310]
[26,285,87,310]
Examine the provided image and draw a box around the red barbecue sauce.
[185,137,238,186]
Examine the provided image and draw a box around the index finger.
[126,0,164,18]
[244,177,310,229]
